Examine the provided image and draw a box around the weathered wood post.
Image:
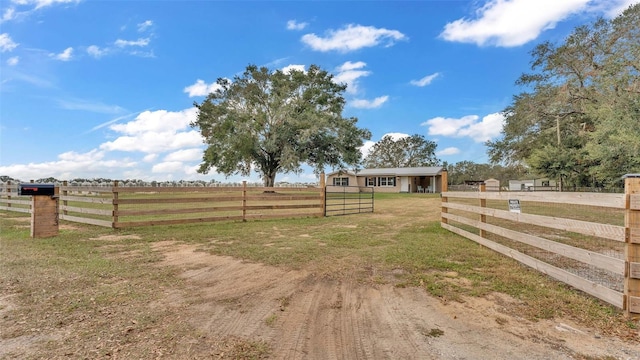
[112,180,119,229]
[7,180,11,209]
[441,170,448,225]
[479,183,487,238]
[242,180,247,222]
[624,174,640,317]
[319,173,326,217]
[62,180,68,217]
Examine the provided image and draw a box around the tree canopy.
[192,64,371,186]
[487,3,640,189]
[363,134,439,168]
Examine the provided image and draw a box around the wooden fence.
[1,180,325,228]
[441,176,640,317]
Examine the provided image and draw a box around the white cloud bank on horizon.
[301,24,407,52]
[439,0,639,47]
[0,149,138,181]
[422,113,505,143]
[0,108,208,181]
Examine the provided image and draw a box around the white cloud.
[164,148,202,162]
[51,47,73,61]
[287,20,308,30]
[100,108,203,153]
[151,161,185,174]
[87,45,106,58]
[183,79,224,97]
[57,97,125,114]
[350,96,389,109]
[143,154,158,162]
[7,56,19,66]
[0,33,18,52]
[138,20,153,32]
[410,72,440,87]
[333,61,370,94]
[0,149,137,180]
[437,147,461,156]
[1,8,16,22]
[359,140,375,158]
[301,24,407,52]
[380,132,410,141]
[359,132,409,158]
[110,108,197,134]
[115,38,150,47]
[590,0,640,18]
[422,112,504,142]
[1,0,80,24]
[281,64,305,74]
[24,0,80,10]
[440,0,590,47]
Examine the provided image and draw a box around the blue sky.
[1,0,637,183]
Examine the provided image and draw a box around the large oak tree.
[192,64,371,186]
[363,134,439,168]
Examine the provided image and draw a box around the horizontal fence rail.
[441,180,640,317]
[0,183,31,213]
[1,181,325,228]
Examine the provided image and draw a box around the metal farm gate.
[324,186,374,216]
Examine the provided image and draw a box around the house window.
[333,177,349,186]
[367,177,375,186]
[541,180,550,187]
[378,176,395,187]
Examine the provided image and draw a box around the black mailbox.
[18,183,56,196]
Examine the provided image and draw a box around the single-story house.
[326,166,446,193]
[508,178,557,191]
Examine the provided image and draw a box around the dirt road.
[156,242,640,360]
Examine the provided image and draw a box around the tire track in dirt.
[154,241,306,340]
[272,278,329,359]
[155,242,640,360]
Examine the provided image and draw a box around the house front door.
[400,176,409,192]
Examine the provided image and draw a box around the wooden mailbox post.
[20,183,59,238]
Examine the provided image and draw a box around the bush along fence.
[441,175,640,317]
[1,179,327,228]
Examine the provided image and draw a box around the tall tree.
[363,134,439,168]
[487,4,640,189]
[192,64,371,187]
[584,4,640,187]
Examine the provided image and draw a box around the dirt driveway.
[148,241,639,360]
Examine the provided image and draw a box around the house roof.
[328,166,444,177]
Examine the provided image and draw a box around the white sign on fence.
[508,199,521,213]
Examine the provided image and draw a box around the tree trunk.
[263,171,276,188]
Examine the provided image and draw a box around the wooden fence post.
[319,173,326,217]
[7,180,11,209]
[624,174,640,317]
[112,180,119,229]
[62,180,68,217]
[479,183,487,238]
[242,180,247,222]
[441,170,448,225]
